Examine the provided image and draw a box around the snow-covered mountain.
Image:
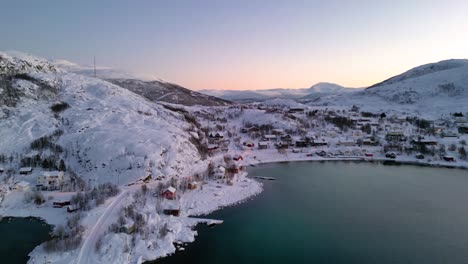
[108,79,231,106]
[309,59,468,115]
[55,59,230,106]
[200,82,357,102]
[0,51,205,185]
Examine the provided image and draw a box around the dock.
[253,176,277,181]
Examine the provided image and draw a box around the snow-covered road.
[75,190,128,264]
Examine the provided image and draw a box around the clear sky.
[1,0,468,90]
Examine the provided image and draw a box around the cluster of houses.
[229,108,468,161]
[10,168,66,192]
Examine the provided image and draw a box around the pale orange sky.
[3,0,468,90]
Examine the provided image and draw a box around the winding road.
[75,190,128,264]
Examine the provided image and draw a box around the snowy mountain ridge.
[309,58,468,115]
[55,59,231,106]
[369,59,468,88]
[200,82,357,102]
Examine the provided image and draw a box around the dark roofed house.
[19,167,33,175]
[233,154,243,161]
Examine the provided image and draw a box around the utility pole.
[93,56,97,78]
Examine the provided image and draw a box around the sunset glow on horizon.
[2,0,468,90]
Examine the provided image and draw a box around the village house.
[337,139,356,147]
[207,144,219,151]
[243,141,255,148]
[280,134,293,143]
[37,171,64,190]
[295,140,308,148]
[458,124,468,134]
[258,141,269,149]
[233,154,243,161]
[443,155,455,162]
[214,165,226,179]
[0,167,4,173]
[19,167,33,175]
[442,130,459,138]
[385,132,407,142]
[162,186,177,200]
[272,128,285,135]
[53,200,71,208]
[208,132,224,139]
[14,181,30,192]
[163,200,180,217]
[263,134,277,141]
[67,205,80,213]
[310,139,328,146]
[288,107,305,113]
[188,181,198,190]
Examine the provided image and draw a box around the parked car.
[415,153,425,159]
[385,152,397,159]
[306,153,313,157]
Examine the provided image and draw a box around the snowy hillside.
[55,60,230,106]
[108,79,231,106]
[200,82,357,102]
[369,59,468,88]
[1,52,204,185]
[309,59,468,116]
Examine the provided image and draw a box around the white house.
[37,171,64,190]
[14,181,30,192]
[214,165,226,179]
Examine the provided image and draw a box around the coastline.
[6,154,468,264]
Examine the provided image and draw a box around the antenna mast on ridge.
[93,56,96,78]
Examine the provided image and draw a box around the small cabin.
[162,186,177,200]
[67,205,80,213]
[163,200,180,216]
[258,142,268,149]
[207,144,219,151]
[233,155,243,161]
[53,201,71,208]
[188,181,198,190]
[295,140,308,148]
[19,167,33,175]
[243,142,255,148]
[263,135,276,141]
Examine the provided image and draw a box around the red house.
[233,154,243,161]
[162,186,177,200]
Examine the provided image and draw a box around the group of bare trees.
[43,214,84,253]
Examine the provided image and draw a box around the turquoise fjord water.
[155,161,468,264]
[0,217,52,264]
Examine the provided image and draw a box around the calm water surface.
[0,217,52,263]
[155,161,468,264]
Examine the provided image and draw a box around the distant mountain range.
[200,82,360,102]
